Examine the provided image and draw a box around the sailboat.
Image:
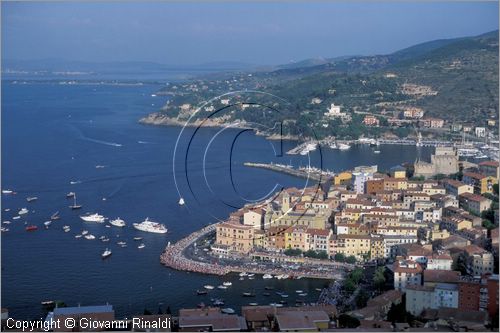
[178,197,185,206]
[69,194,82,210]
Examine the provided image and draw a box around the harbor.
[160,223,352,280]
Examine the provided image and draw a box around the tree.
[373,267,386,291]
[453,253,468,275]
[346,255,357,264]
[387,298,414,324]
[350,268,363,284]
[334,253,346,262]
[284,248,302,256]
[355,289,370,308]
[338,314,360,328]
[343,279,356,293]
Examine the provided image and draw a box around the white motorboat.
[179,197,185,206]
[82,230,89,235]
[1,227,9,232]
[2,221,11,225]
[138,243,146,249]
[221,308,235,314]
[102,248,112,259]
[263,274,273,279]
[43,221,52,227]
[4,208,10,212]
[2,190,13,194]
[133,218,167,234]
[66,192,75,198]
[75,234,82,239]
[26,197,38,202]
[117,241,127,246]
[80,213,106,223]
[338,143,351,151]
[109,218,126,227]
[204,285,215,290]
[64,227,71,233]
[84,234,96,240]
[12,216,21,220]
[133,237,143,241]
[18,208,29,215]
[374,150,381,154]
[217,285,227,290]
[222,282,232,286]
[239,272,248,277]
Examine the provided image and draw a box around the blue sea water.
[1,79,432,319]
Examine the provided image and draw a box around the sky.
[2,2,499,66]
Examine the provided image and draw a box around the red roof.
[479,160,499,167]
[424,270,460,283]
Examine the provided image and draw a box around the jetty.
[160,223,352,280]
[243,162,332,183]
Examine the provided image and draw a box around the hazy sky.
[2,2,498,66]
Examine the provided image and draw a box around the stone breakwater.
[160,223,353,279]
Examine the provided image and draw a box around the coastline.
[160,223,353,280]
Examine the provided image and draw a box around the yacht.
[109,218,126,227]
[26,197,38,202]
[133,218,167,234]
[203,285,215,290]
[222,282,232,286]
[178,197,185,206]
[18,208,29,215]
[69,194,82,210]
[338,143,351,151]
[102,248,112,259]
[80,213,106,223]
[138,243,146,249]
[84,234,96,240]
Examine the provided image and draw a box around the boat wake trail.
[81,136,123,147]
[137,140,158,145]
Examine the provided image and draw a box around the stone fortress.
[414,146,459,178]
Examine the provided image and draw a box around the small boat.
[75,235,82,239]
[239,272,248,277]
[84,234,96,240]
[1,227,9,232]
[264,286,274,290]
[269,303,283,308]
[95,165,106,169]
[263,274,273,279]
[25,225,38,231]
[69,195,82,210]
[109,218,126,227]
[315,288,323,292]
[102,248,112,259]
[239,277,244,281]
[248,303,258,306]
[80,213,105,223]
[66,192,75,198]
[4,208,10,212]
[249,276,255,280]
[138,243,145,249]
[2,190,13,194]
[12,216,21,220]
[82,230,89,235]
[299,293,308,297]
[338,143,351,151]
[197,302,205,308]
[70,180,81,185]
[295,290,303,294]
[117,241,127,246]
[101,238,110,242]
[217,285,227,290]
[248,273,255,277]
[41,300,54,306]
[204,285,215,290]
[222,282,232,286]
[133,237,143,241]
[178,197,185,206]
[2,221,11,224]
[280,294,289,298]
[374,150,381,154]
[213,299,225,306]
[196,290,208,295]
[99,236,106,240]
[18,208,29,215]
[263,292,271,296]
[105,225,111,228]
[221,308,235,314]
[51,211,60,220]
[26,197,38,202]
[44,221,52,227]
[63,225,70,230]
[242,292,255,297]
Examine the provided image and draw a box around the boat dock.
[160,223,350,280]
[243,162,331,183]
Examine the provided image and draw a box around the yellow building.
[334,172,352,185]
[462,172,498,194]
[370,235,385,259]
[215,222,255,254]
[284,226,309,251]
[390,166,407,179]
[334,234,371,259]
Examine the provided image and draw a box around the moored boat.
[203,285,214,290]
[25,225,38,231]
[80,213,106,223]
[221,308,235,314]
[138,243,146,249]
[109,218,126,227]
[133,218,167,234]
[222,282,232,286]
[26,197,38,202]
[18,208,29,215]
[102,248,112,259]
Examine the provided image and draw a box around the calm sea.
[1,78,432,319]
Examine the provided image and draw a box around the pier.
[160,223,351,280]
[243,162,332,183]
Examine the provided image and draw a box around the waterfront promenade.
[160,223,354,279]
